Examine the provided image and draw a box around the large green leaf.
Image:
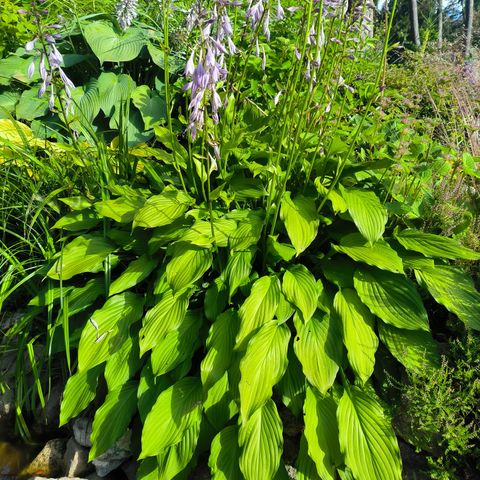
[59,364,103,426]
[133,188,193,229]
[83,21,147,63]
[139,289,190,355]
[95,195,146,223]
[229,211,264,251]
[96,71,137,119]
[90,381,137,459]
[239,399,283,480]
[280,192,319,255]
[109,254,159,296]
[150,311,200,375]
[70,79,101,129]
[334,289,378,383]
[16,88,49,121]
[395,229,480,260]
[276,348,306,416]
[236,275,281,350]
[282,265,319,323]
[78,292,144,371]
[140,377,202,458]
[156,420,201,480]
[209,425,243,480]
[224,250,254,300]
[340,187,387,244]
[203,372,238,430]
[47,235,115,280]
[239,321,290,421]
[0,91,20,119]
[52,210,100,232]
[201,310,239,392]
[378,323,440,372]
[166,244,212,292]
[304,387,342,480]
[354,267,429,331]
[337,386,402,480]
[333,233,404,274]
[294,312,342,394]
[104,334,140,391]
[296,434,321,480]
[131,85,167,130]
[415,266,480,330]
[0,55,40,86]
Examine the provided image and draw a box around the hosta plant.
[4,1,480,480]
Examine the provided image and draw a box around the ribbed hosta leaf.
[83,21,147,64]
[276,348,306,416]
[209,425,243,480]
[378,323,440,372]
[333,233,404,274]
[224,250,254,300]
[166,244,212,292]
[78,292,144,371]
[150,311,200,375]
[239,399,283,480]
[229,211,264,251]
[177,218,237,248]
[354,268,429,331]
[97,72,136,117]
[139,289,189,355]
[203,372,238,430]
[304,387,342,480]
[334,289,378,383]
[90,381,137,459]
[59,364,103,426]
[201,310,239,392]
[341,187,387,244]
[95,195,146,223]
[52,209,100,232]
[415,266,480,330]
[294,312,342,394]
[109,255,159,296]
[104,334,140,391]
[296,434,321,480]
[337,386,402,480]
[236,275,281,350]
[280,192,319,255]
[239,321,290,421]
[282,265,319,323]
[157,420,201,480]
[47,235,115,280]
[395,229,480,260]
[133,188,193,229]
[140,377,202,458]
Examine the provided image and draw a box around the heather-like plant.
[2,1,480,480]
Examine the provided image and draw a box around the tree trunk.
[410,0,421,47]
[438,0,443,50]
[465,0,474,57]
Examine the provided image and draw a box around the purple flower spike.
[25,38,37,51]
[27,60,36,79]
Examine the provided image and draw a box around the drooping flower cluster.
[21,0,75,115]
[184,1,241,139]
[115,0,138,30]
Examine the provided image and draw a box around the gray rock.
[20,438,67,478]
[92,430,131,477]
[27,477,88,480]
[73,417,93,448]
[0,389,15,426]
[286,465,297,479]
[64,437,93,478]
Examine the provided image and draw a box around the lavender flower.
[21,2,75,115]
[115,0,138,30]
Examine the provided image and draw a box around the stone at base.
[64,437,93,477]
[20,438,67,478]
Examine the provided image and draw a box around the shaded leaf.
[109,254,159,296]
[209,425,243,480]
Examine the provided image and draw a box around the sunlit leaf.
[282,265,319,323]
[239,399,283,480]
[340,187,387,244]
[109,254,159,296]
[140,377,202,458]
[209,425,243,480]
[90,381,137,459]
[304,387,342,480]
[239,321,290,421]
[236,275,281,350]
[333,233,404,274]
[395,229,480,260]
[354,267,429,331]
[280,192,319,255]
[334,288,378,383]
[337,386,402,480]
[294,312,342,394]
[47,235,115,280]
